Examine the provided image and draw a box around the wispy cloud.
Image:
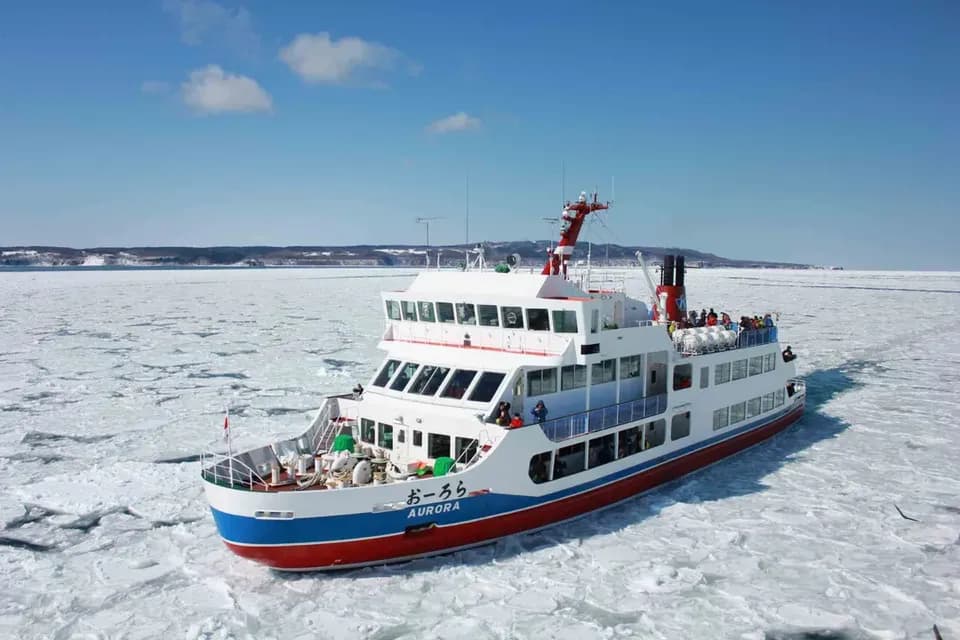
[426,112,481,134]
[279,32,417,86]
[140,80,171,95]
[163,0,259,55]
[181,65,272,114]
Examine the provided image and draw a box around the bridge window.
[763,352,776,372]
[389,362,420,391]
[456,303,477,325]
[409,365,437,394]
[527,308,550,331]
[478,304,499,326]
[746,397,761,418]
[762,392,775,412]
[373,359,401,387]
[529,452,551,483]
[417,301,436,322]
[501,306,524,329]
[673,363,693,390]
[592,359,617,385]
[588,433,615,468]
[552,310,578,333]
[419,366,450,396]
[527,368,557,396]
[360,418,375,443]
[441,369,477,399]
[713,407,729,430]
[671,412,691,441]
[715,362,731,384]
[617,426,640,458]
[437,302,455,323]
[620,355,642,378]
[729,401,746,424]
[553,442,585,479]
[427,433,450,459]
[377,423,393,450]
[468,372,506,402]
[455,437,478,463]
[561,364,587,390]
[385,300,401,320]
[401,301,417,321]
[732,359,748,381]
[413,430,423,447]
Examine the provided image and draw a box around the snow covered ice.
[0,267,958,639]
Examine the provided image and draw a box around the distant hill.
[0,243,814,269]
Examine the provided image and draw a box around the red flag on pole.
[223,409,230,441]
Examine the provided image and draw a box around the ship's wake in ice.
[0,267,957,639]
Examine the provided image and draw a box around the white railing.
[200,449,269,490]
[537,393,668,443]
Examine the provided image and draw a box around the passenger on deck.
[531,400,548,423]
[706,308,718,326]
[352,383,364,399]
[688,310,698,328]
[495,402,509,426]
[699,309,707,327]
[721,312,731,327]
[510,413,523,428]
[782,345,796,362]
[764,313,774,327]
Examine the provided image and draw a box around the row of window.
[372,359,506,403]
[529,412,692,483]
[386,299,579,333]
[712,388,787,430]
[714,352,776,385]
[526,355,645,397]
[359,418,477,461]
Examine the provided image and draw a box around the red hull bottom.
[226,402,805,570]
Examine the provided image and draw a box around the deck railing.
[537,393,668,443]
[737,326,778,348]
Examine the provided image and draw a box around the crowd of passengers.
[494,399,549,428]
[674,308,776,331]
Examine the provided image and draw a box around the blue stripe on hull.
[211,405,799,545]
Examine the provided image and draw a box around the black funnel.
[663,255,675,286]
[675,255,685,286]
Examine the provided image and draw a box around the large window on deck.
[673,363,693,390]
[440,369,477,399]
[468,372,505,402]
[360,418,375,443]
[763,352,776,372]
[456,303,477,325]
[592,359,617,385]
[389,362,420,391]
[715,362,731,384]
[552,310,578,333]
[671,412,691,441]
[437,302,455,323]
[527,368,557,396]
[377,423,393,450]
[588,434,615,468]
[428,433,451,459]
[746,397,761,418]
[749,356,763,376]
[501,306,524,329]
[620,355,642,378]
[409,365,440,394]
[617,426,640,458]
[417,366,450,396]
[732,359,748,381]
[713,407,730,430]
[528,452,551,483]
[417,301,436,322]
[385,300,401,320]
[455,437,478,463]
[478,304,499,326]
[561,364,587,390]
[553,442,585,478]
[526,308,550,331]
[401,301,417,321]
[729,402,746,424]
[373,359,400,387]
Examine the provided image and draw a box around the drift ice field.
[0,267,957,639]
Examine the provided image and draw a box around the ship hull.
[210,401,804,571]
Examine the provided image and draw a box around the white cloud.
[279,32,414,85]
[140,80,171,95]
[426,112,482,134]
[163,0,259,54]
[181,65,272,114]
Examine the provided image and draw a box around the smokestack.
[675,255,685,287]
[663,255,675,286]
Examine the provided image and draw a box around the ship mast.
[541,190,610,278]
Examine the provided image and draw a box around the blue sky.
[0,1,957,269]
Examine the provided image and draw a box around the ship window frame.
[455,437,478,464]
[389,362,420,391]
[671,411,691,441]
[372,359,401,387]
[413,430,423,447]
[729,402,746,423]
[526,308,550,331]
[527,367,557,396]
[468,372,506,403]
[620,354,643,379]
[644,419,666,449]
[673,363,693,390]
[775,388,785,407]
[408,365,439,395]
[588,433,616,469]
[477,304,499,327]
[440,369,477,399]
[700,366,710,389]
[553,442,585,479]
[418,366,451,396]
[437,302,456,324]
[713,407,729,430]
[427,433,451,459]
[561,364,587,390]
[401,300,417,321]
[455,302,477,325]
[377,422,394,450]
[715,362,731,384]
[762,392,775,412]
[501,306,524,329]
[763,352,776,372]
[617,425,640,458]
[746,397,761,418]
[552,309,578,333]
[731,359,748,381]
[385,300,401,321]
[417,301,436,322]
[592,359,617,385]
[360,418,375,443]
[397,429,406,444]
[749,355,763,376]
[529,451,552,484]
